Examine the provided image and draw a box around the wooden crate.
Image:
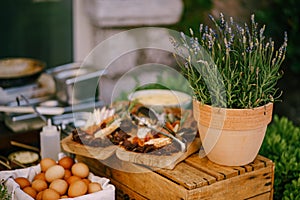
[76,154,274,200]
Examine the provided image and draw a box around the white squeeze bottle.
[40,119,61,161]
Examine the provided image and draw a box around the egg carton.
[0,158,115,200]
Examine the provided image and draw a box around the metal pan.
[0,58,46,88]
[48,62,106,105]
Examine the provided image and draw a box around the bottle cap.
[42,119,58,132]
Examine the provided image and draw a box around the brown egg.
[60,195,69,198]
[40,158,56,172]
[23,186,37,198]
[31,179,48,192]
[64,169,72,181]
[71,162,89,178]
[58,156,74,169]
[66,175,81,185]
[14,177,30,189]
[33,172,46,181]
[42,189,60,200]
[88,182,102,194]
[82,178,91,186]
[68,180,88,197]
[36,191,44,200]
[49,179,68,195]
[45,165,65,183]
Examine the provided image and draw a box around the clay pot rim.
[192,99,273,112]
[192,99,274,130]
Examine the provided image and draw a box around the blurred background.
[0,2,299,198]
[0,0,299,125]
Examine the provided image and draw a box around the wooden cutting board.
[61,101,201,168]
[116,137,201,169]
[61,135,117,160]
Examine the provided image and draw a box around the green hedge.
[260,115,300,200]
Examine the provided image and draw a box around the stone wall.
[75,0,184,104]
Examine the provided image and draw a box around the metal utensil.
[0,154,29,169]
[0,156,12,170]
[136,106,159,121]
[0,105,65,115]
[17,94,47,122]
[10,141,40,152]
[130,114,186,152]
[10,100,104,122]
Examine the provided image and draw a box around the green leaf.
[260,115,300,199]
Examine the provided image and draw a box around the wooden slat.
[231,166,247,175]
[256,155,274,166]
[269,162,275,200]
[111,179,148,200]
[185,154,239,180]
[156,162,216,189]
[246,192,272,200]
[243,155,271,172]
[250,158,267,170]
[243,164,255,172]
[109,166,187,199]
[187,165,274,200]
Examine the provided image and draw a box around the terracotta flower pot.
[193,100,273,166]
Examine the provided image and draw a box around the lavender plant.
[172,13,288,108]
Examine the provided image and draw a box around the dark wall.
[0,0,73,69]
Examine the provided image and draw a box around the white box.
[0,164,115,200]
